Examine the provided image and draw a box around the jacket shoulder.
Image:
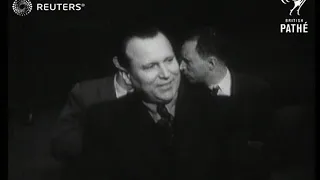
[76,76,114,92]
[70,76,116,107]
[233,72,271,96]
[84,94,139,130]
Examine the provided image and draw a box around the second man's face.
[180,40,209,84]
[126,32,181,104]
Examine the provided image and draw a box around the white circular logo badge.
[12,0,33,16]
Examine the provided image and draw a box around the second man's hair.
[184,27,227,61]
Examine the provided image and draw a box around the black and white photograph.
[8,0,315,180]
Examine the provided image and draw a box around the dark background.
[8,0,315,108]
[8,0,315,179]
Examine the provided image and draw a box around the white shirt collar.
[209,68,232,96]
[114,72,129,99]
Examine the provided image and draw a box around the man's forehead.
[181,40,197,57]
[126,33,173,62]
[127,33,170,48]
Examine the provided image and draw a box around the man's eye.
[165,58,174,63]
[143,64,155,70]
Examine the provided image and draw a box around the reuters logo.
[12,0,33,16]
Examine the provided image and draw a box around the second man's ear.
[207,56,217,70]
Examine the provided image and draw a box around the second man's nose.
[180,61,186,71]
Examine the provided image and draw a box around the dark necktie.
[156,104,174,147]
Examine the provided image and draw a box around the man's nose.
[159,64,170,79]
[180,61,185,71]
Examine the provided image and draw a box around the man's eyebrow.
[164,56,174,61]
[142,62,157,67]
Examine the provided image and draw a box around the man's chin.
[157,96,173,104]
[155,91,177,104]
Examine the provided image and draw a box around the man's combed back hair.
[115,24,162,69]
[184,27,227,62]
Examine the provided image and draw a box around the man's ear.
[113,56,133,87]
[207,56,217,70]
[113,56,127,72]
[120,71,133,87]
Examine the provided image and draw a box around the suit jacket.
[227,71,274,178]
[185,70,273,140]
[229,71,273,139]
[184,71,273,179]
[230,71,270,97]
[65,79,262,180]
[51,75,116,161]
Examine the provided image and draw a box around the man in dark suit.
[178,27,314,180]
[179,27,274,179]
[179,27,273,137]
[61,26,260,180]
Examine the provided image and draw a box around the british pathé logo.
[281,0,307,16]
[280,0,308,33]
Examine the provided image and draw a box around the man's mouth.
[158,80,174,89]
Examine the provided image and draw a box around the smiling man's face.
[126,32,181,104]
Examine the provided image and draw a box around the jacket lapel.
[108,95,171,179]
[173,81,224,178]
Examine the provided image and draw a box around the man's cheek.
[140,71,158,83]
[169,63,180,74]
